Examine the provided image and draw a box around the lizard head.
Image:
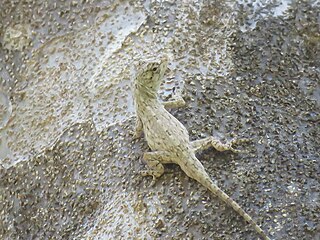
[134,56,168,98]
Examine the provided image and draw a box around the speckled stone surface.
[0,0,319,239]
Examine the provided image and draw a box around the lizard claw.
[227,138,251,153]
[140,170,157,187]
[132,133,140,140]
[132,130,143,140]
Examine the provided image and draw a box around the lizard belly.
[141,107,190,152]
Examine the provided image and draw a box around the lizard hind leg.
[140,151,173,186]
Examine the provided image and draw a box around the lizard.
[133,56,271,240]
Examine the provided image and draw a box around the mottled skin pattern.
[133,57,270,240]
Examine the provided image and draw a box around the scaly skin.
[133,57,270,240]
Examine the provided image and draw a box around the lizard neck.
[136,87,158,100]
[134,83,160,108]
[134,91,160,109]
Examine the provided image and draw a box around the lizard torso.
[138,102,190,152]
[133,57,270,240]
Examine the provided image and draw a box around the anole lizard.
[133,57,270,240]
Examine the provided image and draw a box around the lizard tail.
[202,176,271,240]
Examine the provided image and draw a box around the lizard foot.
[132,131,142,140]
[140,170,158,187]
[225,138,251,153]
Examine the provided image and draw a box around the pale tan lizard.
[133,56,270,240]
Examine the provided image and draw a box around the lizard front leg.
[133,116,143,139]
[163,97,186,109]
[140,151,173,186]
[191,136,250,153]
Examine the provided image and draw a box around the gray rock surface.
[0,0,319,239]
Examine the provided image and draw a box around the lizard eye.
[152,67,157,71]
